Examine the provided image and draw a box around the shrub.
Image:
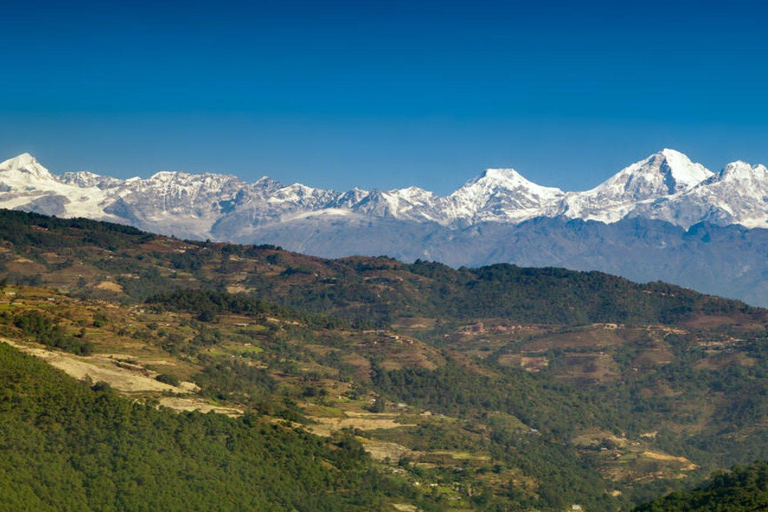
[155,373,180,386]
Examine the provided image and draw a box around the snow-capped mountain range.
[2,148,768,240]
[6,149,768,307]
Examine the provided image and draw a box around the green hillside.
[0,209,760,327]
[3,209,768,510]
[635,461,768,511]
[0,342,430,511]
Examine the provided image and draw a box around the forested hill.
[635,461,768,511]
[0,209,763,328]
[0,342,429,511]
[6,208,768,510]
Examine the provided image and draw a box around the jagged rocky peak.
[717,160,768,182]
[134,170,249,197]
[0,153,54,180]
[592,149,712,198]
[1,149,767,234]
[61,170,124,189]
[654,148,713,192]
[253,175,281,187]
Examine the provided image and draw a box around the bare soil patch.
[358,438,416,462]
[1,338,197,393]
[159,397,242,416]
[96,281,124,292]
[308,411,417,437]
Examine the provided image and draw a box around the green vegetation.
[0,343,429,511]
[147,289,347,328]
[155,373,180,386]
[0,209,760,328]
[636,461,768,511]
[405,260,747,325]
[9,310,93,355]
[4,209,768,510]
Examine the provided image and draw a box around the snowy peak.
[269,183,335,206]
[333,187,369,208]
[465,168,563,196]
[61,171,124,189]
[399,185,432,195]
[481,167,528,183]
[387,186,438,205]
[1,152,38,170]
[558,149,713,224]
[123,170,256,204]
[109,170,252,221]
[658,148,714,190]
[141,170,241,190]
[594,149,712,198]
[0,153,55,181]
[637,158,768,229]
[442,168,564,224]
[1,149,768,236]
[717,161,768,182]
[348,186,445,223]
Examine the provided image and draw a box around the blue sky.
[2,0,768,194]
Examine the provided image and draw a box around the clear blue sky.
[2,0,768,194]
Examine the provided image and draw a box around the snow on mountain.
[0,153,55,181]
[640,161,768,229]
[9,150,768,308]
[559,149,714,223]
[60,171,125,189]
[115,171,248,214]
[0,153,121,220]
[99,171,256,239]
[1,149,767,240]
[349,186,446,223]
[0,153,57,185]
[332,187,369,209]
[446,168,565,224]
[267,183,339,210]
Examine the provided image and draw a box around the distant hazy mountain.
[4,149,768,305]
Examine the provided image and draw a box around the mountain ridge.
[6,150,768,306]
[3,149,767,236]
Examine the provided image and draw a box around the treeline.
[146,289,349,328]
[0,209,152,250]
[4,310,93,355]
[245,259,759,327]
[405,261,754,325]
[635,461,768,511]
[0,342,431,511]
